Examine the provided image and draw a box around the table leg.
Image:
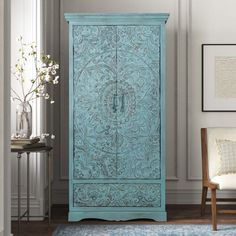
[17,153,21,234]
[48,151,51,224]
[27,152,30,222]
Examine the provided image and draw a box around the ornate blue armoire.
[65,13,169,221]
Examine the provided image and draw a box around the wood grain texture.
[201,128,236,231]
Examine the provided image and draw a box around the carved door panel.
[116,26,161,179]
[72,25,162,208]
[73,25,118,179]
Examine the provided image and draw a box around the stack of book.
[11,137,46,149]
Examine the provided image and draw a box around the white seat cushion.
[211,174,236,190]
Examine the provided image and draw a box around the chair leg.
[211,189,217,231]
[201,186,208,216]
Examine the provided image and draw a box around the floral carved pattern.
[73,25,161,180]
[116,26,161,179]
[73,183,161,207]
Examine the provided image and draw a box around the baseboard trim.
[167,189,236,204]
[52,189,68,204]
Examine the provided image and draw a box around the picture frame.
[202,44,236,112]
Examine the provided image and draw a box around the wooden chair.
[201,128,236,231]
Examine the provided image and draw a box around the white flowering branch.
[11,36,60,104]
[11,88,23,102]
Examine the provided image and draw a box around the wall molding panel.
[11,154,47,219]
[186,0,200,181]
[59,0,69,181]
[175,0,188,182]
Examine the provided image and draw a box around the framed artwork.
[202,44,236,112]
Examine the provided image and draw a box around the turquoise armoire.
[65,13,169,221]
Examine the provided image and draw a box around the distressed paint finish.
[73,25,161,180]
[73,183,161,207]
[116,26,161,179]
[73,25,117,179]
[65,13,169,221]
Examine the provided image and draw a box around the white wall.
[0,0,4,230]
[50,0,236,204]
[0,0,11,234]
[0,0,4,232]
[188,0,236,180]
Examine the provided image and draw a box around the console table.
[11,146,53,231]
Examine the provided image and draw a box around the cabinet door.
[116,25,161,179]
[73,25,118,179]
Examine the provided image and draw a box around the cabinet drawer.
[73,183,161,207]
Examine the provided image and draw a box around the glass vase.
[16,101,32,138]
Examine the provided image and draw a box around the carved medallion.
[72,25,161,180]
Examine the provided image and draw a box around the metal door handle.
[121,93,125,112]
[113,94,117,113]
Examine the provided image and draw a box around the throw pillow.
[216,139,236,175]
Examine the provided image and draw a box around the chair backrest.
[204,127,236,180]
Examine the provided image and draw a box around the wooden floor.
[12,204,236,236]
